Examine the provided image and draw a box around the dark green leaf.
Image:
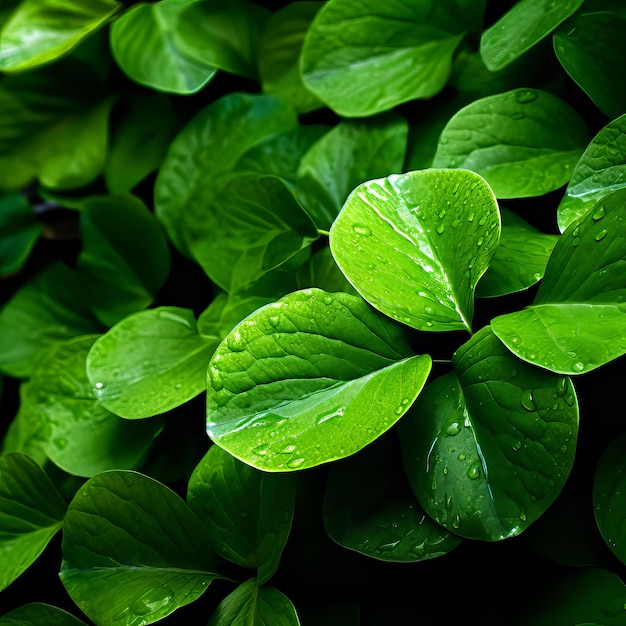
[433,88,588,198]
[207,289,431,471]
[188,445,295,584]
[87,307,218,419]
[329,169,500,332]
[399,327,578,541]
[60,471,220,626]
[0,193,40,276]
[294,247,358,295]
[0,453,67,591]
[0,603,87,626]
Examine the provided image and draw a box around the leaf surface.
[0,193,40,276]
[0,603,87,625]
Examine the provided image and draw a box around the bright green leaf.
[0,193,41,276]
[399,327,579,541]
[0,603,87,625]
[0,453,67,591]
[188,445,295,584]
[87,307,218,419]
[207,289,432,471]
[433,88,588,198]
[60,471,220,626]
[480,0,584,71]
[329,169,500,332]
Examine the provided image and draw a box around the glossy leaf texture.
[492,188,626,374]
[399,327,578,541]
[554,2,626,119]
[300,0,473,117]
[480,0,584,71]
[593,433,626,565]
[188,445,295,585]
[329,169,500,332]
[0,603,87,625]
[323,436,462,562]
[11,336,164,477]
[110,0,217,95]
[206,288,432,471]
[433,88,588,198]
[0,193,41,276]
[0,0,121,72]
[87,307,218,419]
[296,112,408,231]
[557,113,626,232]
[208,579,300,626]
[0,453,67,591]
[476,207,558,298]
[60,471,220,626]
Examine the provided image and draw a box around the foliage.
[1,0,626,624]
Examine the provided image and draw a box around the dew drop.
[287,457,306,469]
[514,89,538,104]
[592,206,605,221]
[467,464,481,480]
[424,305,434,314]
[445,494,453,510]
[317,407,344,424]
[438,208,446,219]
[268,315,280,328]
[572,237,580,247]
[251,444,269,457]
[556,377,568,396]
[279,444,296,454]
[512,440,522,451]
[520,389,536,411]
[436,224,445,235]
[227,330,245,352]
[174,383,182,390]
[452,514,461,529]
[595,229,607,241]
[54,437,67,450]
[353,224,372,236]
[458,453,466,461]
[411,542,427,557]
[467,212,475,222]
[446,422,461,436]
[573,361,585,372]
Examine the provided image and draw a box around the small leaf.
[329,169,500,332]
[207,289,431,471]
[492,189,626,374]
[60,471,220,626]
[0,453,67,591]
[480,0,584,71]
[433,88,588,198]
[0,603,87,625]
[188,445,295,584]
[87,307,218,419]
[399,327,578,541]
[208,579,300,626]
[0,193,41,276]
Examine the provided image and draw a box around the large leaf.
[0,0,121,72]
[110,0,217,95]
[329,169,500,333]
[433,88,588,198]
[188,445,295,585]
[206,288,432,471]
[87,307,218,419]
[480,0,584,71]
[60,471,220,626]
[399,327,579,541]
[0,453,67,591]
[0,193,41,276]
[492,189,626,374]
[208,579,299,626]
[300,0,473,117]
[557,113,626,232]
[0,603,87,625]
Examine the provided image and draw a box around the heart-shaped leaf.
[492,188,626,374]
[399,327,578,541]
[329,169,500,332]
[207,288,431,471]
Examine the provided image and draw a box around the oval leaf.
[329,169,500,332]
[0,603,87,625]
[207,288,432,471]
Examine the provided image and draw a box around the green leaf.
[300,0,470,116]
[188,445,295,584]
[21,336,164,477]
[296,112,408,231]
[206,288,432,471]
[175,0,270,79]
[0,603,87,626]
[60,471,220,626]
[323,436,462,562]
[208,579,300,626]
[399,327,579,541]
[476,207,558,298]
[0,193,41,276]
[0,263,102,378]
[554,5,626,119]
[480,0,584,71]
[0,453,67,591]
[110,0,217,95]
[329,169,500,333]
[87,307,218,419]
[433,88,588,198]
[258,1,324,113]
[557,113,626,232]
[76,194,171,326]
[155,92,297,256]
[294,247,358,296]
[593,433,626,565]
[183,173,319,293]
[0,0,121,72]
[492,189,626,374]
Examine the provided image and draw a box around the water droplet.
[438,208,446,219]
[512,440,522,451]
[514,89,538,104]
[411,542,427,557]
[592,206,605,221]
[174,383,182,390]
[227,330,245,352]
[572,237,580,247]
[445,494,453,510]
[458,453,466,461]
[317,407,344,424]
[519,511,527,522]
[353,224,372,236]
[376,540,400,553]
[510,111,525,120]
[322,296,333,305]
[395,404,405,415]
[268,315,279,328]
[426,321,433,327]
[452,514,461,529]
[467,212,475,222]
[446,422,461,436]
[467,463,481,480]
[573,361,585,372]
[54,437,67,450]
[287,457,306,469]
[520,389,535,411]
[95,382,103,389]
[556,377,568,396]
[477,236,484,246]
[424,305,434,314]
[436,224,445,235]
[564,393,576,407]
[595,229,607,241]
[251,444,269,456]
[279,444,296,454]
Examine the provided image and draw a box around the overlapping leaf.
[0,603,87,625]
[0,193,40,276]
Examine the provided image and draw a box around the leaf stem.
[317,229,330,237]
